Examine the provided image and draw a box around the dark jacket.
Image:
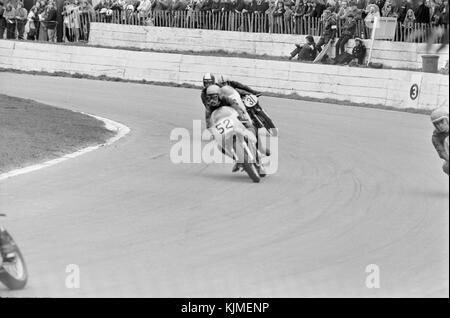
[341,18,357,37]
[352,42,366,64]
[415,3,430,23]
[45,7,57,29]
[432,130,449,161]
[322,16,337,39]
[292,42,318,61]
[252,0,268,13]
[200,0,212,11]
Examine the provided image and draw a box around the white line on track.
[0,113,130,181]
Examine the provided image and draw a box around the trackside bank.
[0,40,447,111]
[89,23,450,71]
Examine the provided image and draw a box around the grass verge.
[0,94,115,174]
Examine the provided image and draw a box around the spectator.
[219,0,231,12]
[395,0,410,22]
[284,0,294,23]
[4,1,16,39]
[326,0,339,12]
[15,1,27,40]
[45,0,57,42]
[437,0,448,24]
[336,13,356,56]
[403,7,415,27]
[211,0,221,12]
[253,0,269,14]
[273,0,286,16]
[316,9,337,52]
[415,0,430,23]
[381,1,397,17]
[311,0,326,17]
[151,0,169,12]
[37,0,48,41]
[0,1,6,39]
[333,36,366,64]
[354,0,368,19]
[337,0,352,19]
[374,0,385,12]
[304,0,314,16]
[172,0,188,10]
[289,34,318,60]
[427,0,441,24]
[272,0,286,32]
[364,3,380,28]
[293,0,308,17]
[347,1,364,19]
[26,5,38,40]
[137,0,152,15]
[199,0,212,11]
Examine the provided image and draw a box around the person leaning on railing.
[403,7,415,27]
[437,0,448,25]
[137,0,152,21]
[0,1,7,39]
[415,0,430,23]
[15,1,27,40]
[252,0,269,14]
[26,5,38,40]
[427,0,441,25]
[381,1,398,18]
[4,1,16,39]
[37,0,48,41]
[44,0,57,42]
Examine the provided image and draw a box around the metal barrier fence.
[63,10,448,44]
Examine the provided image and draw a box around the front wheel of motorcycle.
[0,234,28,290]
[242,162,261,183]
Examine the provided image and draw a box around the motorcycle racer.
[204,84,266,175]
[203,84,252,130]
[201,72,261,107]
[430,106,449,175]
[201,72,277,134]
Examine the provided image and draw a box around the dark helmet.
[203,73,216,88]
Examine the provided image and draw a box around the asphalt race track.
[0,73,448,297]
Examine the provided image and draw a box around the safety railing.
[64,10,448,44]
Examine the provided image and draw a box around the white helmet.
[431,106,449,133]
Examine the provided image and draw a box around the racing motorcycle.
[210,106,264,183]
[0,214,28,290]
[234,89,277,136]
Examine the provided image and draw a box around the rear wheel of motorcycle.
[0,247,28,290]
[243,162,260,183]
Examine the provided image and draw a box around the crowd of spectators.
[89,0,449,27]
[0,0,57,40]
[1,0,448,41]
[0,0,96,41]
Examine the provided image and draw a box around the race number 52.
[215,118,234,135]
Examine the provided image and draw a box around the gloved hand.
[237,113,250,123]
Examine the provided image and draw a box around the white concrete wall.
[89,23,450,70]
[0,40,447,111]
